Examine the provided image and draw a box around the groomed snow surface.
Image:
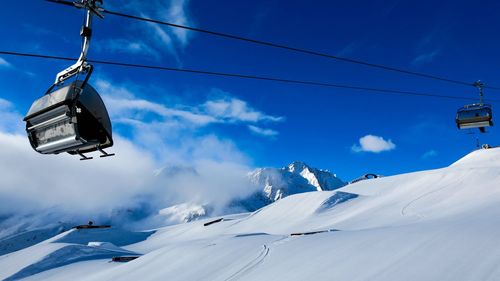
[3,148,500,280]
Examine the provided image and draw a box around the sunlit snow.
[2,148,500,280]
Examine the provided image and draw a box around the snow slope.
[3,148,500,280]
[0,223,70,256]
[0,228,153,281]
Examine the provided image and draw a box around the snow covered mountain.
[160,161,346,222]
[2,147,500,280]
[157,203,212,224]
[250,161,345,199]
[234,161,346,211]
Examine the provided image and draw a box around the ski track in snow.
[224,235,289,281]
[224,245,269,281]
[400,172,466,217]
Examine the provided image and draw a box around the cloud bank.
[0,76,282,230]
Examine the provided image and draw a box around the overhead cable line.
[2,50,498,102]
[46,0,500,90]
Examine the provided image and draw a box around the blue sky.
[1,0,500,181]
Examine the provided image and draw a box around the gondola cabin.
[456,103,493,132]
[23,81,113,156]
[23,0,113,159]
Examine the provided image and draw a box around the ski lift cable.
[46,0,500,90]
[2,50,499,103]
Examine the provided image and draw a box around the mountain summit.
[286,161,344,191]
[238,161,346,211]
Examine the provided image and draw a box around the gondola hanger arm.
[54,0,104,84]
[473,80,485,105]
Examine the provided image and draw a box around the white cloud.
[110,0,193,60]
[0,57,12,69]
[352,134,396,153]
[95,78,283,128]
[203,97,284,123]
[0,132,157,214]
[145,22,180,60]
[422,149,438,159]
[94,79,135,99]
[248,125,279,138]
[105,95,217,126]
[336,41,363,57]
[0,98,24,134]
[0,57,37,76]
[412,50,439,66]
[94,39,160,58]
[166,0,192,46]
[0,98,12,109]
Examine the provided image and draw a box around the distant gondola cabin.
[456,103,493,131]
